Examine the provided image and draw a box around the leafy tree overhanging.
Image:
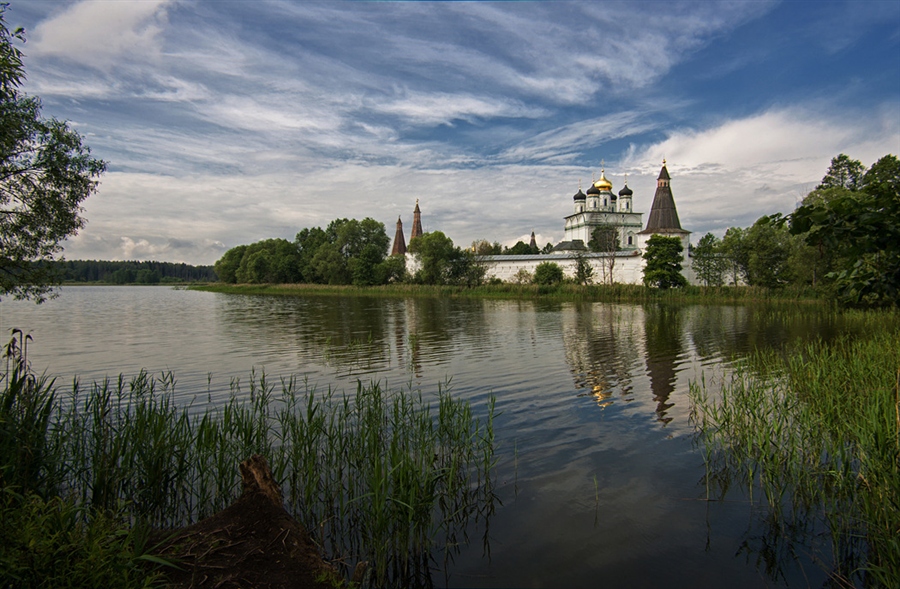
[0,6,106,301]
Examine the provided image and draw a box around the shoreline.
[189,282,828,305]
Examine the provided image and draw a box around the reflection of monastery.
[391,161,693,284]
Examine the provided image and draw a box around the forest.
[57,260,217,284]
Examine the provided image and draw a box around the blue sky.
[13,1,900,265]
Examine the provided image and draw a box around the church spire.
[410,199,423,241]
[390,216,407,256]
[529,230,537,250]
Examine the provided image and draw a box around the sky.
[11,0,900,265]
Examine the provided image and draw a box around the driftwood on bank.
[154,455,349,589]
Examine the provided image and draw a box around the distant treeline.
[58,260,217,284]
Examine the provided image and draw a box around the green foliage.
[720,227,748,285]
[0,8,106,302]
[790,154,900,307]
[532,261,563,285]
[572,251,593,285]
[743,216,795,288]
[294,226,328,282]
[504,240,538,255]
[232,238,302,284]
[374,254,407,284]
[408,231,484,286]
[691,315,900,586]
[408,231,455,285]
[216,218,390,286]
[817,153,865,191]
[61,260,216,284]
[642,235,686,289]
[588,224,619,253]
[0,493,166,589]
[691,232,726,287]
[471,239,502,256]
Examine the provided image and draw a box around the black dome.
[619,184,633,196]
[586,184,601,195]
[573,189,586,201]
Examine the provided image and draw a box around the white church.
[392,161,694,285]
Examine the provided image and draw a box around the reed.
[690,312,900,586]
[1,358,496,588]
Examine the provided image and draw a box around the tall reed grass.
[690,313,899,587]
[2,354,497,587]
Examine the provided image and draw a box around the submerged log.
[154,454,344,589]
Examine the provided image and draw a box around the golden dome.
[594,170,613,192]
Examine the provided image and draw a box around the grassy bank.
[1,361,496,588]
[192,281,826,304]
[690,311,900,586]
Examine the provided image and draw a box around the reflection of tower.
[410,200,423,241]
[391,216,407,255]
[642,304,684,425]
[401,299,423,378]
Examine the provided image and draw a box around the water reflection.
[563,303,642,409]
[2,288,868,589]
[642,304,687,425]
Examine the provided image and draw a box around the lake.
[2,286,851,588]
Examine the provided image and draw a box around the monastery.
[391,161,693,285]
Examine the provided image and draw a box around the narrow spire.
[391,216,407,256]
[529,230,537,249]
[410,200,423,241]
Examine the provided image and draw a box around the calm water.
[2,286,851,588]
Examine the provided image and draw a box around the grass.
[192,281,826,305]
[690,310,900,587]
[1,336,497,588]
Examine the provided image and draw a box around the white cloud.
[371,91,545,126]
[622,103,900,233]
[31,0,174,68]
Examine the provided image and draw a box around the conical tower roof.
[639,161,690,235]
[391,216,407,256]
[410,200,423,241]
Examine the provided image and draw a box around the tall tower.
[529,230,537,250]
[410,200,423,241]
[390,216,407,256]
[638,160,691,250]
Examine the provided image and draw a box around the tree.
[471,239,501,255]
[408,231,457,285]
[0,9,106,301]
[511,268,532,284]
[295,226,328,282]
[374,254,406,284]
[691,233,726,287]
[504,241,538,255]
[589,223,619,285]
[817,153,865,191]
[572,251,593,285]
[721,227,749,286]
[789,154,900,307]
[743,216,793,288]
[642,235,687,289]
[214,245,248,283]
[533,261,563,285]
